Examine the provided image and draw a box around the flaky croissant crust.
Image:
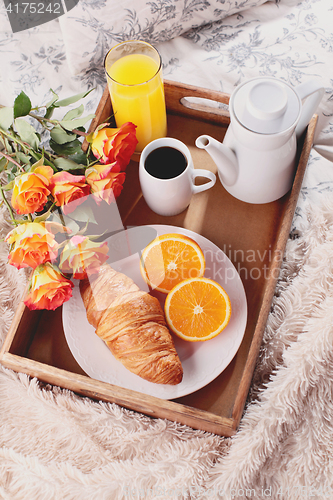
[80,264,183,385]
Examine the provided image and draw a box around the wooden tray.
[0,80,317,437]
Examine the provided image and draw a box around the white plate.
[62,225,247,400]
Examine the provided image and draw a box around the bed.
[0,0,333,498]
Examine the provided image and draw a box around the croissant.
[79,264,183,385]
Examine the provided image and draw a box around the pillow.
[59,0,270,75]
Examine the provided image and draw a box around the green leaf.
[2,180,15,191]
[50,124,76,144]
[7,170,16,183]
[14,118,40,149]
[0,106,14,130]
[44,106,55,120]
[50,138,83,156]
[11,218,30,225]
[0,157,8,172]
[53,157,86,171]
[55,89,94,108]
[68,204,97,225]
[62,104,84,121]
[15,151,31,165]
[3,137,12,153]
[59,114,95,132]
[86,121,110,143]
[68,152,89,165]
[34,204,56,223]
[45,89,59,109]
[31,157,45,171]
[84,229,109,240]
[14,91,32,119]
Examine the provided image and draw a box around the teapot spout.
[195,135,238,186]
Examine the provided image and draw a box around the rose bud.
[85,163,126,204]
[51,171,90,214]
[11,165,54,215]
[4,221,70,269]
[59,235,109,280]
[24,262,74,311]
[90,122,138,169]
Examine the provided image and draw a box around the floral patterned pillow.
[59,0,271,75]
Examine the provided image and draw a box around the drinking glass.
[104,40,167,153]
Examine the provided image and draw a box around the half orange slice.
[140,233,205,293]
[164,277,232,341]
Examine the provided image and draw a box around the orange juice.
[106,52,167,153]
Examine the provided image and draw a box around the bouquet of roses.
[0,89,137,311]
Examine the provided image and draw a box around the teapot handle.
[295,80,324,139]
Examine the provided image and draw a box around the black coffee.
[144,146,187,179]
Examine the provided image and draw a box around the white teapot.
[196,77,324,204]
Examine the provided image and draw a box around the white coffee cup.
[139,137,216,216]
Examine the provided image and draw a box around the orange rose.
[59,235,109,279]
[85,163,126,204]
[51,171,90,214]
[90,122,138,169]
[4,221,70,270]
[11,165,54,214]
[24,262,74,311]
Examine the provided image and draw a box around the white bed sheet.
[0,0,332,225]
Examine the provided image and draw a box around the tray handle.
[164,80,230,125]
[83,81,230,152]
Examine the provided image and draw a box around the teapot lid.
[232,78,301,134]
